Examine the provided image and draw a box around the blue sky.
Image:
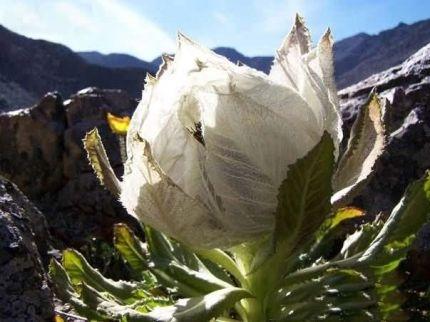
[1,0,429,61]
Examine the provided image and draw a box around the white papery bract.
[120,15,342,249]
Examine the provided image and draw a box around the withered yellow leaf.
[106,112,130,135]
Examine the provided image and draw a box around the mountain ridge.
[0,24,152,111]
[1,18,430,111]
[334,19,430,87]
[79,18,430,89]
[78,51,155,71]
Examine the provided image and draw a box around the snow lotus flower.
[119,16,343,248]
[61,15,425,322]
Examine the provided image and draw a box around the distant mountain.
[78,51,155,71]
[86,19,430,90]
[213,47,272,74]
[221,19,430,88]
[216,19,430,88]
[334,19,430,88]
[2,18,430,110]
[142,47,272,75]
[0,25,151,110]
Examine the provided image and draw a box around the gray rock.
[0,87,140,248]
[339,43,430,215]
[0,93,65,198]
[339,43,430,296]
[0,176,54,321]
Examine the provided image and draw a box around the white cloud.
[0,0,176,60]
[213,12,229,25]
[89,0,176,58]
[54,1,96,32]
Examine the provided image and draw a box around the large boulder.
[0,87,139,248]
[0,93,65,198]
[54,88,138,246]
[340,43,430,215]
[339,43,430,305]
[0,176,54,321]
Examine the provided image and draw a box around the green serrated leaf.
[354,172,430,320]
[114,223,149,274]
[81,283,250,322]
[62,248,139,302]
[169,244,203,272]
[275,131,335,257]
[359,171,430,264]
[48,259,106,320]
[49,258,79,300]
[270,268,378,321]
[83,127,121,196]
[195,248,245,286]
[145,226,176,262]
[131,294,172,314]
[196,248,245,281]
[81,283,155,322]
[339,219,384,259]
[332,91,386,208]
[272,172,430,321]
[198,257,234,285]
[277,268,371,304]
[143,226,235,297]
[150,287,252,322]
[151,260,233,298]
[145,226,204,272]
[290,207,366,272]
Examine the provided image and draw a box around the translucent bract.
[120,16,342,248]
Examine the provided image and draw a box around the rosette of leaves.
[50,85,430,321]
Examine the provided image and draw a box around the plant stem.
[196,248,248,287]
[231,241,286,322]
[240,298,265,322]
[215,318,241,322]
[234,302,249,322]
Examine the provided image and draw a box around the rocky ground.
[340,43,430,308]
[0,87,141,250]
[0,87,145,320]
[1,42,430,320]
[340,42,430,219]
[0,177,54,321]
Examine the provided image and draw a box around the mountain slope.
[136,47,273,75]
[79,19,430,90]
[334,19,430,88]
[213,47,272,74]
[2,17,430,110]
[78,51,155,71]
[0,25,151,110]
